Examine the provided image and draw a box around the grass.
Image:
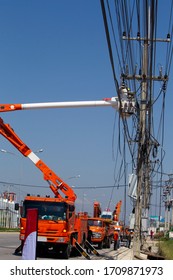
[158,239,173,260]
[0,227,19,232]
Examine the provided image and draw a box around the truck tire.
[62,244,71,259]
[36,242,47,257]
[107,237,111,248]
[98,241,103,249]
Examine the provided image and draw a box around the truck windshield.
[88,219,103,227]
[101,214,112,219]
[23,201,67,221]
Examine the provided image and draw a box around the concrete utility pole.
[122,35,151,258]
[133,39,148,258]
[122,6,170,258]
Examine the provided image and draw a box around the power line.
[0,180,127,190]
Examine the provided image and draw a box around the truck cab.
[88,217,114,249]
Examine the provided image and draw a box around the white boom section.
[21,97,119,110]
[27,151,40,165]
[0,91,135,115]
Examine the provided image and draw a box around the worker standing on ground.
[150,229,154,240]
[113,230,119,250]
[127,233,132,248]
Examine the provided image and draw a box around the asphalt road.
[0,232,21,260]
[0,232,133,260]
[0,232,116,260]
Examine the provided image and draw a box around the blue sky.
[0,1,172,221]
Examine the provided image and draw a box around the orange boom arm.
[0,117,76,201]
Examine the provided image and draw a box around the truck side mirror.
[69,205,75,212]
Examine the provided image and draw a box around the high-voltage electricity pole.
[100,0,172,258]
[122,25,170,260]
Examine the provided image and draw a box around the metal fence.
[0,198,19,228]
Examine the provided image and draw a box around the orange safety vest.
[113,231,119,241]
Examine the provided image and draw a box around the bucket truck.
[0,117,88,259]
[87,202,114,249]
[0,92,135,256]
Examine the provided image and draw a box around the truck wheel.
[107,237,111,248]
[36,243,47,257]
[63,244,71,259]
[98,241,103,249]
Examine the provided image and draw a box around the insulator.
[123,31,126,37]
[167,33,170,39]
[162,81,167,91]
[152,144,158,158]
